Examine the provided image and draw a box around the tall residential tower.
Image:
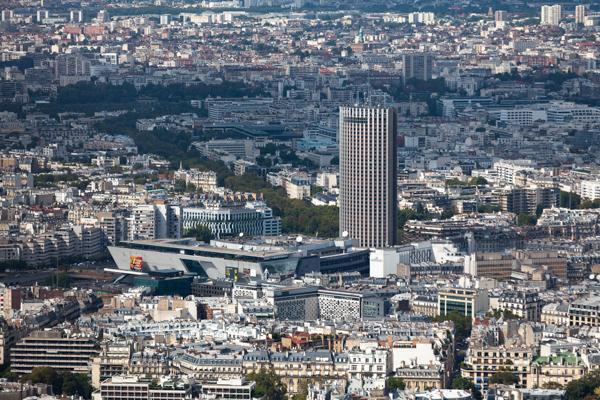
[339,105,397,248]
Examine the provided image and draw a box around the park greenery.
[445,177,488,187]
[23,367,92,399]
[486,309,519,320]
[34,80,264,116]
[34,172,89,190]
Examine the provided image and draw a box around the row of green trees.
[247,365,600,400]
[53,81,263,106]
[22,367,92,398]
[223,174,339,237]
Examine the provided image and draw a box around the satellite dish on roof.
[342,231,349,238]
[590,274,596,280]
[296,236,303,243]
[239,232,244,238]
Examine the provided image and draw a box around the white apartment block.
[128,204,181,241]
[580,180,600,201]
[348,348,391,380]
[492,160,537,185]
[540,4,561,26]
[499,109,547,126]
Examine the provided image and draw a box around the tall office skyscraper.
[339,105,397,248]
[540,4,562,26]
[575,5,586,25]
[402,52,434,83]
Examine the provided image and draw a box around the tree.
[186,224,214,243]
[433,312,472,343]
[517,213,537,226]
[535,204,545,218]
[489,371,516,385]
[542,381,564,389]
[173,179,187,193]
[247,369,286,400]
[565,370,600,400]
[560,191,581,209]
[24,367,91,398]
[446,178,464,187]
[292,379,309,400]
[224,173,339,238]
[43,272,71,288]
[478,204,500,213]
[386,377,406,392]
[61,373,92,398]
[24,367,62,394]
[452,377,474,390]
[468,176,488,186]
[452,376,482,400]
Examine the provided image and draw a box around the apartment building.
[173,169,218,193]
[242,350,348,394]
[395,365,445,391]
[19,225,105,267]
[462,345,534,390]
[175,353,243,381]
[541,303,569,325]
[528,352,585,389]
[498,291,542,321]
[91,342,132,388]
[497,187,559,215]
[580,179,600,201]
[272,287,385,321]
[569,297,600,327]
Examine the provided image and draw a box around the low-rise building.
[11,330,98,375]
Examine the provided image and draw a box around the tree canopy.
[23,367,91,399]
[186,224,214,243]
[433,311,472,343]
[565,370,600,400]
[224,174,339,237]
[247,368,287,400]
[386,377,406,392]
[489,370,517,385]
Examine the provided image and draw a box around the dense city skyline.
[1,0,600,399]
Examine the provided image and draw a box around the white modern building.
[580,180,600,201]
[182,201,281,238]
[540,4,562,26]
[127,204,182,241]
